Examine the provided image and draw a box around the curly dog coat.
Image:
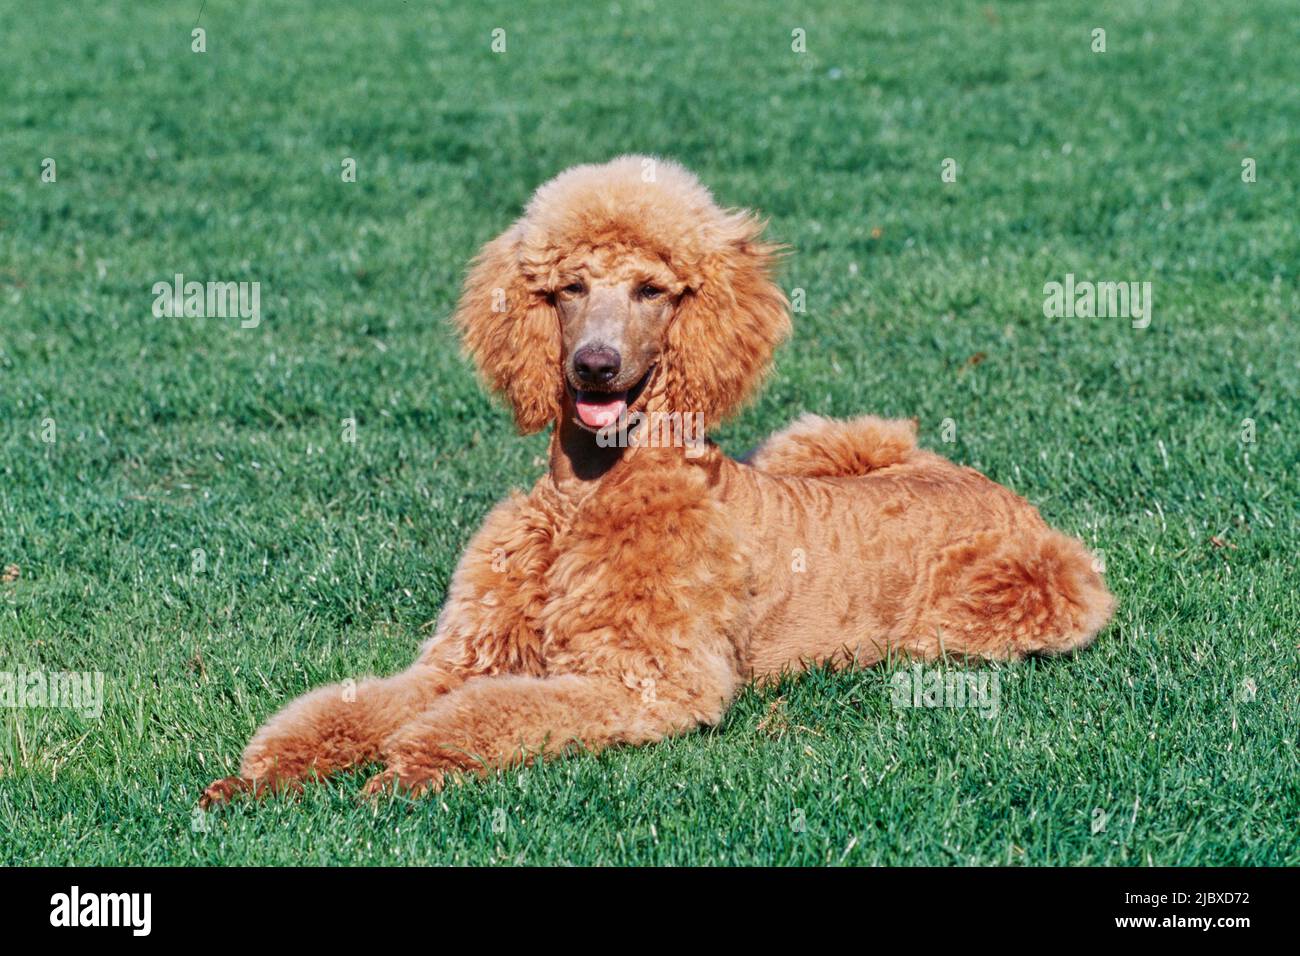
[202,156,1114,804]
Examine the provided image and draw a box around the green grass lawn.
[1,0,1297,865]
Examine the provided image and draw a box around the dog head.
[452,156,790,434]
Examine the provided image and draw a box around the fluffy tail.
[747,413,918,478]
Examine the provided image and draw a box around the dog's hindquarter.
[731,416,1114,674]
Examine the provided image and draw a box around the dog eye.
[639,284,664,299]
[561,282,586,295]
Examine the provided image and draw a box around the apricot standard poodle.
[202,156,1114,805]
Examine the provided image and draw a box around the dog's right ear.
[452,224,562,434]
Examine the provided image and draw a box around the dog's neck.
[547,397,723,502]
[548,408,628,493]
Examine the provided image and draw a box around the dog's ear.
[452,225,562,434]
[661,211,790,427]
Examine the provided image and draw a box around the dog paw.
[199,775,251,809]
[361,766,445,800]
[199,774,304,808]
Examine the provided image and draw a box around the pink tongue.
[575,393,627,429]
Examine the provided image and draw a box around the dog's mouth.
[567,364,656,431]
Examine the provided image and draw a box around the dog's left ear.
[661,211,790,427]
[452,224,562,434]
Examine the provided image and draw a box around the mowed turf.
[1,0,1297,866]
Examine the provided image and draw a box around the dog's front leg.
[201,491,557,807]
[361,667,736,797]
[200,663,461,807]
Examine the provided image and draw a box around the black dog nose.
[573,345,621,385]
